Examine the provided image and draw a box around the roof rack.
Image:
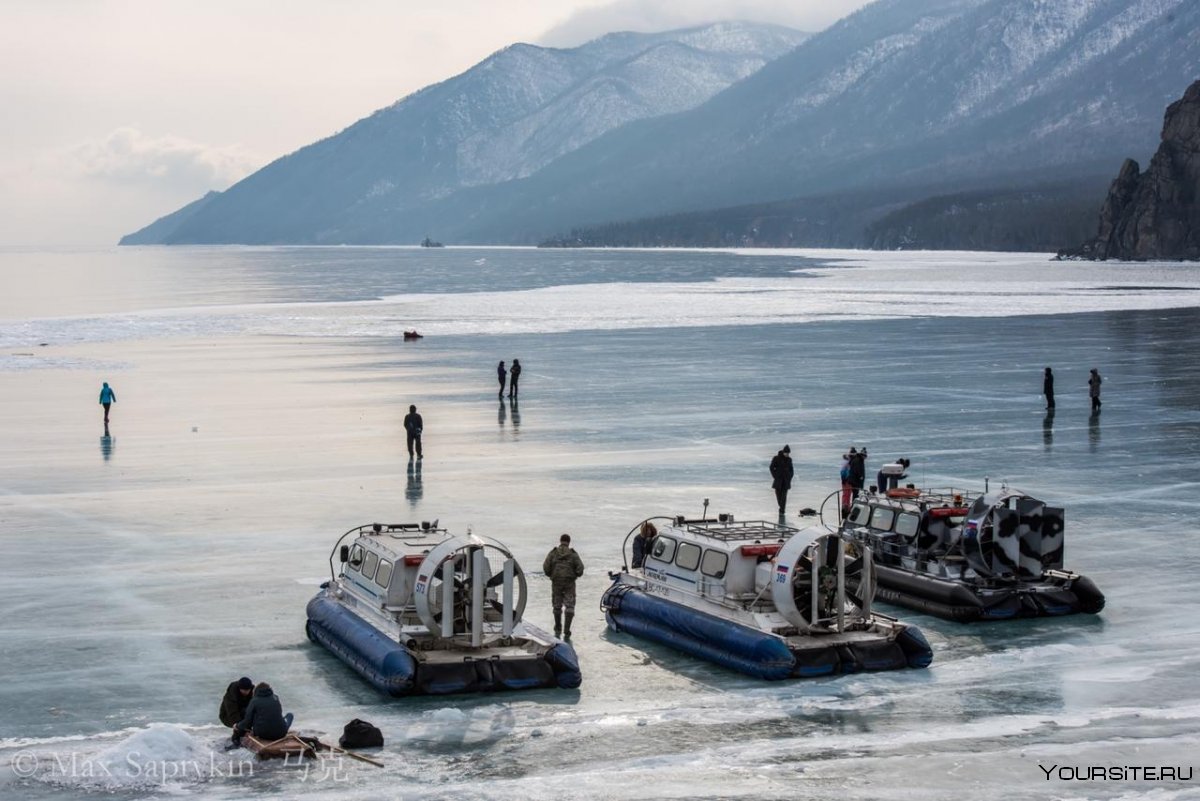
[671,517,798,543]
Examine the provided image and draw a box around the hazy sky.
[0,0,868,247]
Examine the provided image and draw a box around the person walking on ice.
[98,381,116,425]
[1088,368,1102,412]
[543,533,584,638]
[1043,367,1055,410]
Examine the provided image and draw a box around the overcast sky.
[0,0,868,247]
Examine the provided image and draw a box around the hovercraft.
[306,522,581,696]
[829,486,1105,622]
[601,514,932,680]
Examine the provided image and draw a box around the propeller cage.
[412,535,528,646]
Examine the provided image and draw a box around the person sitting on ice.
[219,676,254,728]
[233,682,294,745]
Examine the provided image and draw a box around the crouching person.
[219,676,254,727]
[233,682,293,745]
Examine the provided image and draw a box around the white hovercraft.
[306,521,580,696]
[601,512,932,679]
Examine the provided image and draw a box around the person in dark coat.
[631,521,657,569]
[508,359,522,399]
[219,676,254,728]
[403,404,423,459]
[1043,367,1055,410]
[769,445,794,514]
[233,683,293,743]
[848,447,867,500]
[1088,368,1102,411]
[543,534,584,638]
[497,361,507,398]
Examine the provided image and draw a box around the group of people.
[497,359,522,399]
[219,676,294,746]
[1042,367,1103,412]
[401,359,527,459]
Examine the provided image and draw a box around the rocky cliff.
[1063,79,1200,260]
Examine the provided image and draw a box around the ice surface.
[1,246,1198,800]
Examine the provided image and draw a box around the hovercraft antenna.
[702,498,710,519]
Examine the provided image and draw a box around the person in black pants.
[508,359,522,398]
[1043,367,1055,410]
[1088,368,1102,412]
[769,445,794,514]
[497,361,507,398]
[403,404,423,459]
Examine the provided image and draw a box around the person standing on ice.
[543,534,584,638]
[1043,367,1055,410]
[497,360,507,398]
[1088,368,1102,412]
[404,404,424,459]
[98,381,116,425]
[508,359,522,399]
[769,445,794,515]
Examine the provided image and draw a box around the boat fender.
[545,642,583,689]
[894,626,934,668]
[1069,575,1105,614]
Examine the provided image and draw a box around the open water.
[1,246,1198,800]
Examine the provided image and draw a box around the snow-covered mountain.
[125,0,1200,246]
[433,0,1200,244]
[121,22,805,245]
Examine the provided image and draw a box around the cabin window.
[700,549,728,578]
[848,503,869,524]
[869,506,896,532]
[347,545,364,571]
[651,536,677,563]
[894,512,919,538]
[675,542,702,571]
[374,559,393,589]
[361,551,379,581]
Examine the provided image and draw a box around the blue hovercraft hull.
[306,594,581,696]
[601,583,931,679]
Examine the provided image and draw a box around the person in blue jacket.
[233,683,293,744]
[98,382,116,424]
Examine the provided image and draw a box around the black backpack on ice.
[339,718,384,749]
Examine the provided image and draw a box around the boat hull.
[601,582,931,679]
[305,594,581,696]
[859,565,1105,622]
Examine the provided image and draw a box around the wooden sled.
[241,733,385,767]
[242,733,320,761]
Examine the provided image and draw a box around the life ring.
[886,488,921,499]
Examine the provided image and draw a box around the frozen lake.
[1,246,1198,800]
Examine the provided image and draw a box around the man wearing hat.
[543,534,585,638]
[769,445,795,515]
[219,677,254,727]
